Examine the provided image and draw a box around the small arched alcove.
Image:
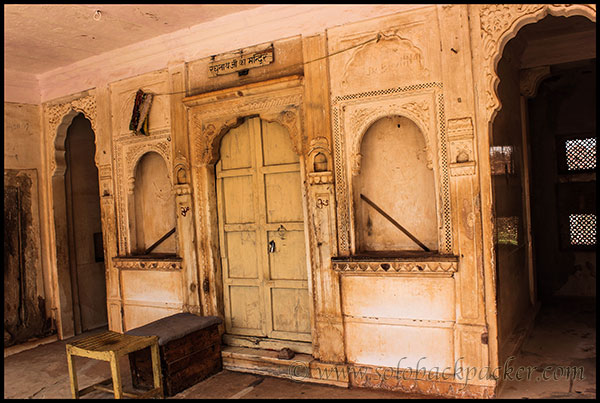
[129,151,177,256]
[353,115,438,254]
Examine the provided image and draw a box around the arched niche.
[353,115,438,253]
[128,151,177,255]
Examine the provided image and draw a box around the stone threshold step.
[222,346,349,388]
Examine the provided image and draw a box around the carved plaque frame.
[332,82,453,256]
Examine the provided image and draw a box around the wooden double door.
[216,117,311,349]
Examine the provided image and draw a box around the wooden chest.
[126,313,223,397]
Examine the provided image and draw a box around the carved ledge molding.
[479,3,596,120]
[112,256,182,271]
[332,256,458,275]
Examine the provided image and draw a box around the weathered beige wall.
[491,37,533,363]
[4,103,53,333]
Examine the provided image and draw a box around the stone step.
[221,346,349,388]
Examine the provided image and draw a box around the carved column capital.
[519,66,551,98]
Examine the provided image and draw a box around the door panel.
[220,120,253,170]
[222,176,255,224]
[264,171,304,223]
[228,285,263,333]
[261,120,299,166]
[225,231,259,279]
[267,230,308,280]
[216,116,310,344]
[271,288,311,338]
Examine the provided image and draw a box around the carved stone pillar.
[302,34,346,364]
[169,61,202,314]
[438,5,490,387]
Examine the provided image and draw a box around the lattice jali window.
[495,216,519,246]
[565,137,596,171]
[569,213,596,246]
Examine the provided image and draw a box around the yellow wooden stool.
[66,331,163,399]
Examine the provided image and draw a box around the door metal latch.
[268,240,276,253]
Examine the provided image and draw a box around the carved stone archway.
[43,93,102,339]
[475,3,596,380]
[479,4,596,123]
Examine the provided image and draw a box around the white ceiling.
[4,4,261,75]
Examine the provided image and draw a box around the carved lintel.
[112,257,182,271]
[189,84,304,166]
[520,66,551,98]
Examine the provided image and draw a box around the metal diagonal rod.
[144,227,176,255]
[359,194,430,252]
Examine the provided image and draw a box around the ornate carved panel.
[478,4,596,121]
[188,88,304,165]
[331,82,453,255]
[448,117,476,177]
[307,137,334,185]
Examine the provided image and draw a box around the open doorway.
[492,14,596,397]
[63,113,108,334]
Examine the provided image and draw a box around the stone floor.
[3,297,595,399]
[496,297,596,399]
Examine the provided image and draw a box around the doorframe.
[183,75,317,352]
